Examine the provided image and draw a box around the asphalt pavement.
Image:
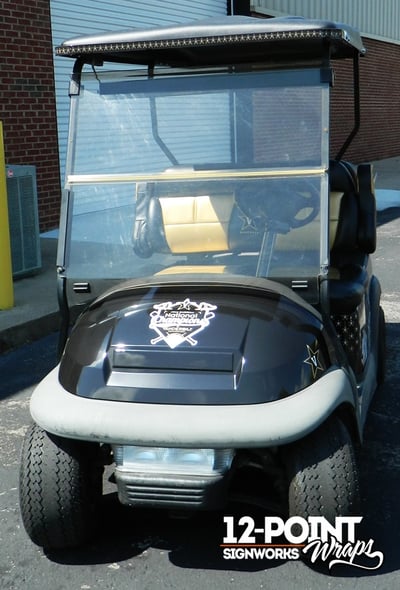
[0,157,400,352]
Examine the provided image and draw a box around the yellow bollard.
[0,121,14,309]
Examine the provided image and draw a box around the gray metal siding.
[50,0,227,181]
[251,0,400,43]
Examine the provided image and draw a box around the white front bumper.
[30,366,357,447]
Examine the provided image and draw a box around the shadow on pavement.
[0,332,58,400]
[377,206,400,227]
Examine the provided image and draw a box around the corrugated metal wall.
[50,0,227,180]
[251,0,400,43]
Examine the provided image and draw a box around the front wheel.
[19,423,103,550]
[284,415,359,524]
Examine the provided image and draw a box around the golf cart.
[20,16,385,550]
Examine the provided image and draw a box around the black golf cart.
[19,15,385,550]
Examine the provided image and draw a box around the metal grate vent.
[6,165,41,278]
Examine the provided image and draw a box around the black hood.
[59,279,330,405]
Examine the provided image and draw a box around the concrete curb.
[0,312,60,354]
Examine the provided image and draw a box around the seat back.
[157,193,234,254]
[328,161,376,314]
[329,160,376,256]
[329,160,359,255]
[133,182,262,258]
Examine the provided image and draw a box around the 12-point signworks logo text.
[221,516,384,570]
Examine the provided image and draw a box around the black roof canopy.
[56,15,365,68]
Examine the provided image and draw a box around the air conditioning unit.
[6,165,41,278]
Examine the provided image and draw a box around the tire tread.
[286,415,359,523]
[19,423,101,549]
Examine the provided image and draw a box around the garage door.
[50,0,228,181]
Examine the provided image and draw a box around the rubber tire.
[285,415,359,525]
[377,305,386,386]
[19,423,103,550]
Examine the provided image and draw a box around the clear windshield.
[61,67,329,300]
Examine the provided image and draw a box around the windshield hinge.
[291,280,309,290]
[73,282,91,294]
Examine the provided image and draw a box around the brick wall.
[331,37,400,163]
[0,0,61,231]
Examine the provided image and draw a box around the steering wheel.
[288,187,320,229]
[236,181,320,232]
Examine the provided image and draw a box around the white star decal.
[304,344,324,379]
